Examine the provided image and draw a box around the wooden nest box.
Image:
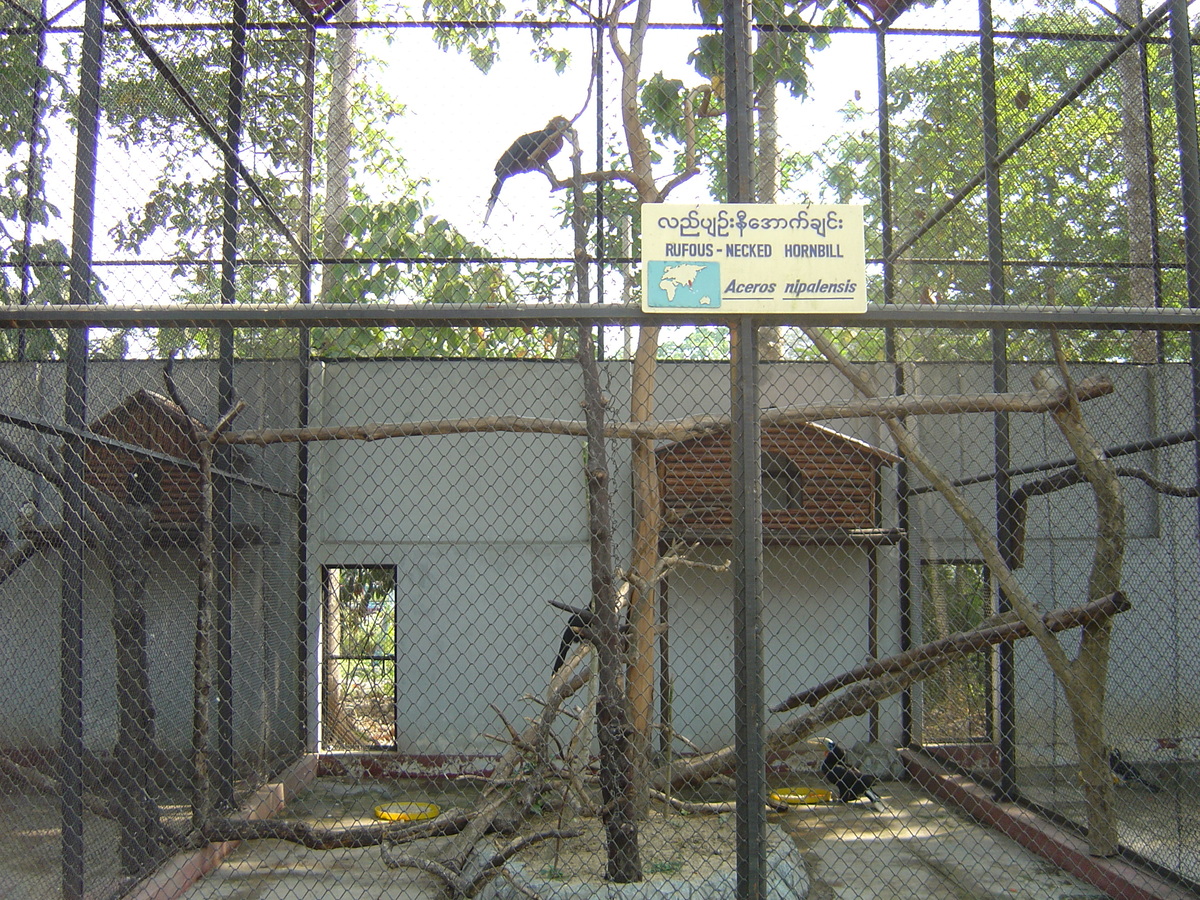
[84,389,206,526]
[656,422,900,545]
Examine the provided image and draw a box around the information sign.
[641,203,867,314]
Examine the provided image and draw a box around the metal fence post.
[213,0,250,808]
[725,0,764,894]
[979,0,1019,802]
[61,0,106,890]
[1168,0,1200,554]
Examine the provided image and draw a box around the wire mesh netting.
[2,0,1200,897]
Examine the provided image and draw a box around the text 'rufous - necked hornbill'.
[484,115,571,225]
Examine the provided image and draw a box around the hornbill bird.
[551,608,632,674]
[1109,748,1162,793]
[820,738,881,805]
[552,611,588,674]
[126,458,164,508]
[484,116,571,225]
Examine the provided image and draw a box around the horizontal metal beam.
[3,303,1200,329]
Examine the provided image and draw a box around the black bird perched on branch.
[552,611,588,674]
[820,738,882,805]
[484,115,571,225]
[551,607,633,674]
[1109,748,1161,793]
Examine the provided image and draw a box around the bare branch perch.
[771,592,1130,713]
[657,593,1131,790]
[216,377,1114,447]
[202,808,473,850]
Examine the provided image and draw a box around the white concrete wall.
[309,359,900,756]
[2,355,1194,771]
[0,359,302,773]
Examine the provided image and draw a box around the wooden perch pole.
[214,377,1115,447]
[772,591,1130,713]
[578,323,642,883]
[658,593,1131,790]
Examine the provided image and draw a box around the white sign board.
[641,203,867,314]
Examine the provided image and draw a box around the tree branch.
[771,592,1130,713]
[215,377,1114,447]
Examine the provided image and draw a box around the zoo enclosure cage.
[2,0,1200,896]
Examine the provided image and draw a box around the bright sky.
[29,0,990,311]
[368,0,990,257]
[367,1,882,255]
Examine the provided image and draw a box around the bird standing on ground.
[1109,748,1161,792]
[820,738,882,804]
[484,116,571,225]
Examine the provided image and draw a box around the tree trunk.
[578,325,642,883]
[319,0,358,304]
[627,324,660,810]
[107,502,164,875]
[1035,364,1124,855]
[1117,0,1159,364]
[192,441,215,830]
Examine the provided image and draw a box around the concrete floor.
[1,765,1191,900]
[1017,763,1200,886]
[784,781,1108,900]
[169,777,1110,900]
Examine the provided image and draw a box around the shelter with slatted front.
[656,422,900,545]
[84,389,205,526]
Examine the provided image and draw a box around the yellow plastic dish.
[770,788,833,806]
[373,801,441,822]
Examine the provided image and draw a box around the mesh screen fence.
[2,0,1200,896]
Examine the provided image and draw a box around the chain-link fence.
[3,0,1200,896]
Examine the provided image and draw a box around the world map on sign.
[645,261,722,308]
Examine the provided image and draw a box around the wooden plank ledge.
[121,753,319,900]
[901,749,1197,900]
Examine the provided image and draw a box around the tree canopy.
[0,0,1184,362]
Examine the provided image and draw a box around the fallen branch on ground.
[201,808,475,850]
[383,827,584,898]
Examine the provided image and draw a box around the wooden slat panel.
[657,422,886,537]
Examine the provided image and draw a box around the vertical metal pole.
[724,0,756,206]
[594,17,605,315]
[62,0,105,892]
[214,0,249,808]
[1132,1,1166,334]
[979,0,1018,802]
[876,26,894,311]
[876,23,915,746]
[61,344,88,900]
[1168,0,1200,544]
[724,0,763,894]
[730,321,764,900]
[296,24,317,751]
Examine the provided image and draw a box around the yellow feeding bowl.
[770,788,833,806]
[373,801,441,822]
